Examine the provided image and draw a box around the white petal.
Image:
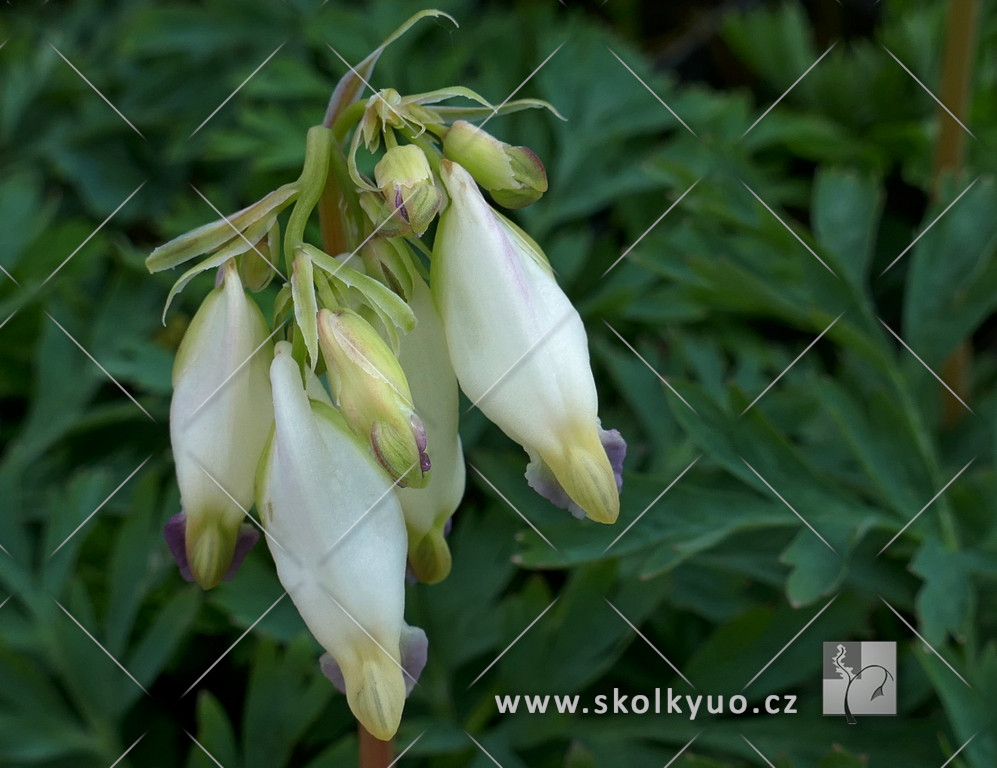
[261,343,409,739]
[170,263,273,532]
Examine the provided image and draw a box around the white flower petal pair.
[258,342,423,740]
[396,275,466,583]
[432,161,625,524]
[168,261,272,588]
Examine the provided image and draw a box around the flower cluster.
[148,10,625,741]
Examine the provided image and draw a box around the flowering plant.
[147,8,625,754]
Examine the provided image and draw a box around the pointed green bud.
[373,145,444,236]
[317,308,430,488]
[443,120,547,209]
[236,220,279,292]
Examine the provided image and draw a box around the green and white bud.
[373,144,445,236]
[317,308,430,488]
[443,120,547,209]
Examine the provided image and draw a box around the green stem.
[285,126,335,270]
[331,101,367,143]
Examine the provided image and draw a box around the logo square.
[822,641,896,720]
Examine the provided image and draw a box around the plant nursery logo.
[822,641,896,723]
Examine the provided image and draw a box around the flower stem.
[933,0,979,431]
[359,723,394,768]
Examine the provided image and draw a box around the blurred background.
[0,0,995,766]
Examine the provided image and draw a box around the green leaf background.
[0,0,995,766]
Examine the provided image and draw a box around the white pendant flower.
[396,275,466,583]
[431,161,625,524]
[167,261,273,589]
[258,342,423,741]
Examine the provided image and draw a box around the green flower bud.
[317,308,430,488]
[443,120,547,209]
[358,191,412,238]
[236,221,279,292]
[373,145,445,236]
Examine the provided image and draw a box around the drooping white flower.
[431,161,625,524]
[396,275,466,583]
[167,261,272,588]
[257,342,423,740]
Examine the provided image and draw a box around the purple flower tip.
[163,513,260,584]
[164,513,194,582]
